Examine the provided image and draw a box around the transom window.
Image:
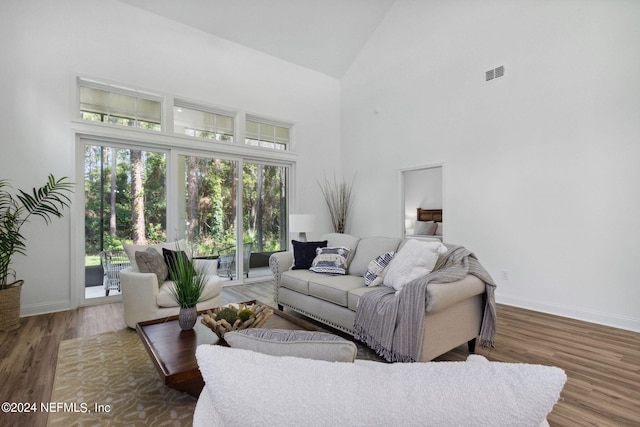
[246,119,289,150]
[78,79,162,131]
[173,103,234,142]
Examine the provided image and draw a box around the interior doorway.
[401,165,443,238]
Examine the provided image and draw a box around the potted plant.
[0,174,73,331]
[166,246,207,330]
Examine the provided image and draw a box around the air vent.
[485,65,505,82]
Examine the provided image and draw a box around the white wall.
[341,0,640,331]
[0,0,341,315]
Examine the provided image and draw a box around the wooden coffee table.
[136,303,321,397]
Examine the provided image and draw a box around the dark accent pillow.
[291,240,328,270]
[135,247,169,285]
[162,248,195,280]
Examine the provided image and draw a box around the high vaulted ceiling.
[117,0,396,78]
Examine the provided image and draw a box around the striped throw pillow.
[364,251,395,286]
[309,246,351,275]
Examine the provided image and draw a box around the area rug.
[48,329,196,427]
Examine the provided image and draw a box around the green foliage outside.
[84,146,286,266]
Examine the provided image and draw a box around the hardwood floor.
[1,281,638,427]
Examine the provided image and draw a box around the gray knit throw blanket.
[353,244,497,362]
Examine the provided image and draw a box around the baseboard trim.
[20,299,72,317]
[497,294,640,333]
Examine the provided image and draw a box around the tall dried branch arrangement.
[317,172,355,234]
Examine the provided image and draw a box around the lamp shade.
[289,214,315,233]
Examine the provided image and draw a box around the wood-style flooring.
[0,281,638,427]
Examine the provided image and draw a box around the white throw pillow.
[414,220,436,235]
[383,239,447,291]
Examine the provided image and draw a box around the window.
[246,119,289,150]
[78,79,162,131]
[176,155,289,281]
[174,103,234,142]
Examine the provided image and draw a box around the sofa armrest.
[269,251,293,301]
[426,275,485,313]
[120,267,161,328]
[269,252,293,282]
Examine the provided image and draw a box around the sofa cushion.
[157,275,222,307]
[383,239,447,291]
[347,286,381,311]
[192,258,218,276]
[224,329,357,362]
[308,274,364,307]
[322,233,360,267]
[135,247,168,285]
[310,246,351,275]
[291,240,327,270]
[349,237,401,277]
[280,269,320,295]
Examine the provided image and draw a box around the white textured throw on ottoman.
[194,346,566,427]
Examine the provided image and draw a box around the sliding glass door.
[80,139,290,303]
[242,162,288,279]
[177,155,239,280]
[176,156,289,281]
[83,143,167,300]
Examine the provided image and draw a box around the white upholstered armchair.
[119,240,223,328]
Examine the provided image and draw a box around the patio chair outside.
[217,242,252,279]
[100,249,131,296]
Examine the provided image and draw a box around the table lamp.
[289,214,315,242]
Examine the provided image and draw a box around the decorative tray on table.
[200,302,273,338]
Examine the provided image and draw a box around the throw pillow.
[435,222,443,236]
[224,328,357,362]
[309,246,351,275]
[383,239,448,291]
[413,220,437,235]
[363,251,395,287]
[162,248,195,280]
[135,247,169,285]
[123,239,188,271]
[291,240,328,270]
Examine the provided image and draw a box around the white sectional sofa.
[269,233,488,362]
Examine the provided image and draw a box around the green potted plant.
[0,174,73,331]
[166,246,207,330]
